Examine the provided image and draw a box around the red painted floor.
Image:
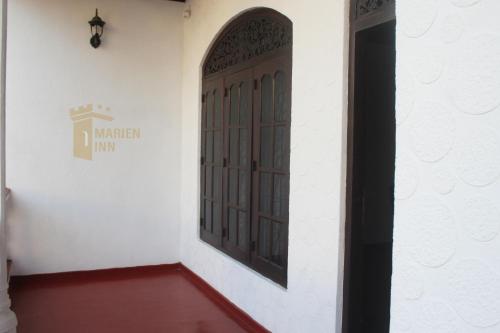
[10,265,260,333]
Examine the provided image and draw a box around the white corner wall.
[6,0,184,275]
[7,0,499,331]
[179,1,348,332]
[392,0,500,332]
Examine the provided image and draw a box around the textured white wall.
[179,1,348,332]
[6,0,184,275]
[7,0,498,331]
[392,0,500,332]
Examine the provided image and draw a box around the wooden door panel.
[251,56,292,286]
[221,68,254,262]
[200,78,224,247]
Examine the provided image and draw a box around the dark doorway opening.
[343,3,396,333]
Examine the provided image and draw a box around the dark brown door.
[200,78,224,248]
[200,8,292,287]
[251,56,292,286]
[222,68,253,262]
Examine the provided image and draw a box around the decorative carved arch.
[203,8,292,78]
[355,0,395,21]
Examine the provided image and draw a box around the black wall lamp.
[88,9,105,48]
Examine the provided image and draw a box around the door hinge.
[254,79,258,90]
[200,218,204,226]
[201,94,205,103]
[222,228,227,238]
[224,88,228,97]
[223,158,227,168]
[250,241,256,251]
[200,156,205,165]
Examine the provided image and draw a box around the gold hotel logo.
[70,104,140,160]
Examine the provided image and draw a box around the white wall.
[179,1,348,332]
[6,0,184,275]
[7,0,499,331]
[392,0,500,332]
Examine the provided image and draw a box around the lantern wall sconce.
[88,9,105,48]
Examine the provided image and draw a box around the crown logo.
[69,104,113,160]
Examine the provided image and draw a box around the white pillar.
[0,1,16,332]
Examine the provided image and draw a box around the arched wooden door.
[200,8,292,287]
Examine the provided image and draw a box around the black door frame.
[343,1,396,332]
